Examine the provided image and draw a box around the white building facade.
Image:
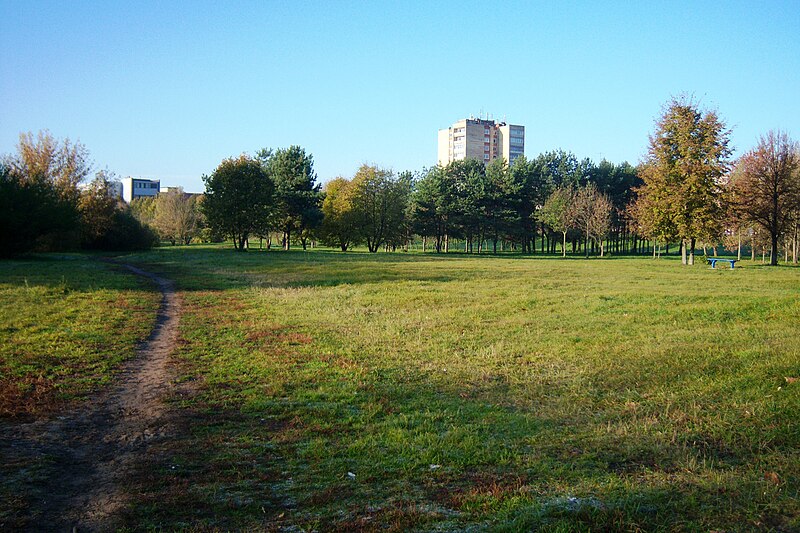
[121,177,161,203]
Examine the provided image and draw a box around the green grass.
[0,254,161,527]
[115,245,800,531]
[0,255,160,415]
[4,246,800,530]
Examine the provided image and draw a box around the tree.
[482,158,517,253]
[10,130,91,204]
[318,177,360,251]
[507,155,543,253]
[636,97,731,265]
[410,166,450,252]
[571,184,613,257]
[1,131,92,253]
[154,189,202,245]
[260,146,323,250]
[539,186,575,257]
[79,172,121,247]
[731,131,800,266]
[202,155,274,251]
[351,164,409,253]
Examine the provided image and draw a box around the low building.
[121,177,160,203]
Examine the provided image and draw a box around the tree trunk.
[562,232,567,257]
[737,232,742,261]
[681,240,687,265]
[770,232,779,266]
[584,227,589,259]
[689,238,696,265]
[422,235,426,253]
[284,229,291,251]
[444,234,449,253]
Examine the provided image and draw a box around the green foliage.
[259,146,323,250]
[0,162,80,256]
[202,155,274,251]
[539,185,575,256]
[350,164,411,252]
[318,177,360,251]
[410,165,451,252]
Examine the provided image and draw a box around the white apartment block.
[438,117,525,167]
[121,177,160,203]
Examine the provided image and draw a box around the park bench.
[707,257,737,269]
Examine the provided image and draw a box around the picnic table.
[707,257,737,269]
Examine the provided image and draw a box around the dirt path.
[0,263,180,531]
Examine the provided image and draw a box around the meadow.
[2,246,799,531]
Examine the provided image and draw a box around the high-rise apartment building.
[437,117,525,166]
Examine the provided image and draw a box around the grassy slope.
[115,246,799,531]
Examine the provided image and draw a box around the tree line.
[200,98,800,266]
[632,97,800,266]
[201,148,639,255]
[1,131,157,256]
[4,98,798,265]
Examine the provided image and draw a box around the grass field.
[3,246,799,530]
[0,256,159,417]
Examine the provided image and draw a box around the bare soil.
[0,264,181,531]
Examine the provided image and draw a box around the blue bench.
[707,257,737,269]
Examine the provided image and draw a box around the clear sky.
[2,1,798,192]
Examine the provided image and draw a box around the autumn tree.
[260,146,323,250]
[571,183,613,257]
[10,130,92,203]
[154,189,202,245]
[318,177,360,251]
[1,131,95,252]
[636,98,731,265]
[730,131,800,265]
[202,155,274,251]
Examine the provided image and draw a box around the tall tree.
[410,166,450,252]
[636,97,731,264]
[260,146,323,250]
[507,155,542,253]
[731,131,800,265]
[202,155,274,251]
[482,158,517,253]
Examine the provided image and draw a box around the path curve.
[1,262,180,531]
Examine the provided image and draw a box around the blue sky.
[2,1,798,192]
